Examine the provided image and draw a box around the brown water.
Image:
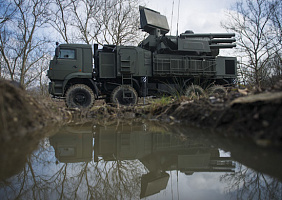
[1,120,282,200]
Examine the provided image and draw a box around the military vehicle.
[47,6,237,109]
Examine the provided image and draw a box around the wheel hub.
[74,93,86,104]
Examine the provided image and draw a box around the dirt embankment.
[0,80,63,142]
[85,84,282,146]
[1,79,282,147]
[0,80,63,180]
[151,91,282,146]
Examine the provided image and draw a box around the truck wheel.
[111,85,138,106]
[65,84,95,109]
[208,85,227,96]
[185,85,207,98]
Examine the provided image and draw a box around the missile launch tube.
[210,38,236,43]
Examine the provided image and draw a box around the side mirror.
[55,42,60,58]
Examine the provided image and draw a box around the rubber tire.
[111,85,138,106]
[208,85,227,96]
[65,84,95,109]
[184,85,207,98]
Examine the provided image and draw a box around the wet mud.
[0,80,61,142]
[1,79,282,148]
[151,91,282,146]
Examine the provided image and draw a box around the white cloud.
[152,171,233,200]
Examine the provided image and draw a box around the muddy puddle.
[1,120,282,200]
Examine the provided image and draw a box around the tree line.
[222,0,281,89]
[0,0,281,91]
[0,0,143,90]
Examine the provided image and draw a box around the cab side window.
[58,49,76,59]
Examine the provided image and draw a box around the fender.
[88,79,100,97]
[62,72,92,91]
[63,78,99,97]
[132,78,140,90]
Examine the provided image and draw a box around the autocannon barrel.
[209,44,236,49]
[180,33,235,38]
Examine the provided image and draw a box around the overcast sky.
[144,0,238,35]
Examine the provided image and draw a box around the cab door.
[51,48,83,80]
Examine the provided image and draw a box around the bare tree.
[70,0,103,44]
[222,0,282,88]
[0,0,51,88]
[50,0,145,46]
[49,0,73,43]
[0,0,18,25]
[96,0,144,46]
[266,1,282,85]
[0,0,18,78]
[50,0,102,44]
[221,163,282,200]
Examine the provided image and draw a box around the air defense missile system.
[47,6,237,109]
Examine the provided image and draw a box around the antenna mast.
[176,0,180,36]
[170,0,175,36]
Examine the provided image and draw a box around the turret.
[139,6,236,56]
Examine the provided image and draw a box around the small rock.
[262,120,269,127]
[169,116,175,121]
[124,112,135,119]
[253,113,259,119]
[256,139,271,147]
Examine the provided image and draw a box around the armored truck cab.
[48,44,93,96]
[47,6,237,109]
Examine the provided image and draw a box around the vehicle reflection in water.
[0,121,281,200]
[49,122,234,199]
